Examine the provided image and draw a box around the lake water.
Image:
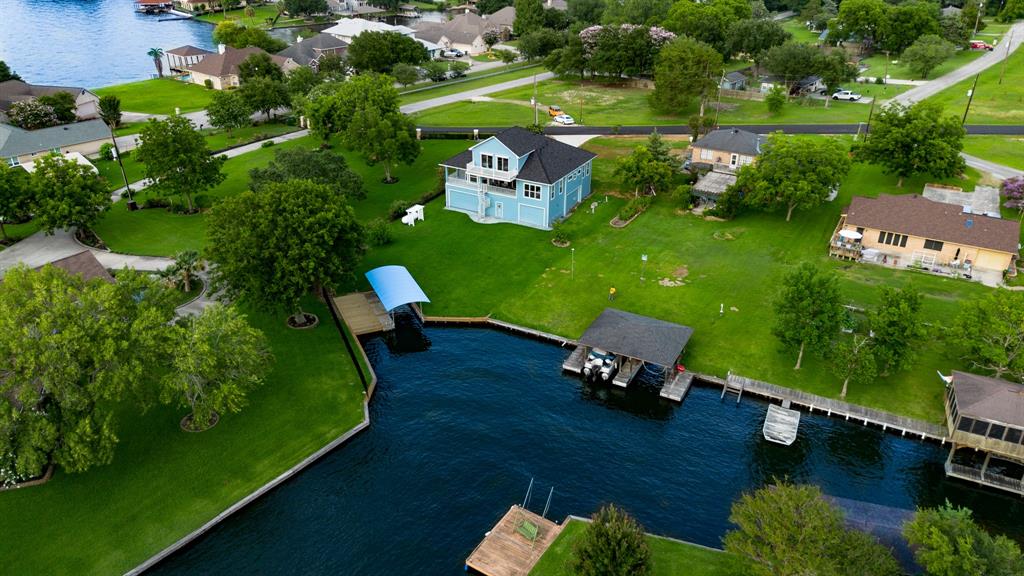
[150,318,1024,575]
[0,0,445,88]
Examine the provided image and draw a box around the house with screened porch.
[440,127,597,230]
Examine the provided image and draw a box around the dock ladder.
[721,371,745,403]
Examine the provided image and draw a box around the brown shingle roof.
[36,251,114,284]
[845,194,1020,255]
[186,46,287,78]
[952,371,1024,428]
[167,45,214,57]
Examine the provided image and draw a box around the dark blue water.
[151,322,1024,574]
[0,0,216,88]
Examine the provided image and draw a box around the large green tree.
[161,305,272,431]
[515,0,546,35]
[614,145,674,196]
[854,101,965,186]
[0,60,20,82]
[764,42,823,91]
[568,0,605,24]
[833,0,888,50]
[213,20,287,52]
[249,146,365,200]
[283,0,328,15]
[135,115,227,212]
[882,0,940,54]
[240,77,291,121]
[601,0,672,25]
[6,100,59,130]
[0,163,33,242]
[0,266,175,480]
[206,90,253,134]
[830,334,876,399]
[817,48,858,107]
[663,0,750,55]
[347,31,428,74]
[651,36,722,114]
[902,34,955,79]
[952,290,1024,381]
[37,91,78,124]
[238,52,285,83]
[571,504,651,576]
[518,28,566,60]
[734,133,851,221]
[390,62,421,87]
[904,502,1024,576]
[31,154,111,234]
[724,481,901,576]
[727,18,790,72]
[98,95,122,129]
[868,287,925,376]
[773,263,845,369]
[347,108,420,183]
[207,180,365,323]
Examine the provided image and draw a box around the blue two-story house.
[440,127,597,230]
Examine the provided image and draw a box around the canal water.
[0,0,444,88]
[151,320,1024,574]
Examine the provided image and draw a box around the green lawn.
[92,137,470,255]
[95,156,146,191]
[530,520,751,576]
[859,48,985,81]
[962,135,1024,170]
[93,78,214,114]
[194,4,303,27]
[0,220,41,250]
[200,121,301,151]
[926,40,1024,124]
[780,19,823,44]
[399,64,542,105]
[411,78,893,126]
[358,136,989,422]
[0,298,366,575]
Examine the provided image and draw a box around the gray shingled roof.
[277,33,348,66]
[414,11,498,44]
[724,71,747,83]
[579,308,693,367]
[440,128,596,185]
[692,128,765,156]
[166,45,214,57]
[0,119,110,158]
[952,371,1024,428]
[487,6,515,27]
[0,80,93,113]
[846,194,1020,255]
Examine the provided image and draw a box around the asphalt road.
[400,71,555,114]
[418,124,1024,135]
[890,20,1024,105]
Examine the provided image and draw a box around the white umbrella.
[839,229,863,240]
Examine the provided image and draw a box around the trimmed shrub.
[366,218,393,246]
[388,199,412,220]
[99,143,115,161]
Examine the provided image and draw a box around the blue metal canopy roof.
[365,265,430,312]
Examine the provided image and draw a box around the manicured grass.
[93,78,214,114]
[962,135,1024,170]
[200,121,301,152]
[530,519,751,576]
[195,4,300,27]
[95,156,146,191]
[359,136,989,422]
[859,48,986,81]
[114,122,146,137]
[411,78,891,126]
[0,298,366,575]
[926,41,1024,124]
[0,220,41,250]
[399,64,542,105]
[780,19,823,45]
[93,137,471,255]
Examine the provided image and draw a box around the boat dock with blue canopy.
[333,266,430,335]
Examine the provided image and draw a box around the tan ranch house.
[689,127,765,171]
[0,80,100,122]
[830,194,1020,285]
[186,45,295,90]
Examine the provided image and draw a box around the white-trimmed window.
[497,156,509,171]
[524,183,541,200]
[700,148,713,160]
[481,154,494,169]
[584,163,590,175]
[6,157,19,167]
[568,170,577,181]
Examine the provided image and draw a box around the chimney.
[218,43,226,54]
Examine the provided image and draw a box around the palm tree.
[147,47,165,78]
[173,250,205,292]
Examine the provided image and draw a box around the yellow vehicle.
[547,105,562,117]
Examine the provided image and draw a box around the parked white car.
[552,113,575,125]
[441,49,464,58]
[831,90,862,101]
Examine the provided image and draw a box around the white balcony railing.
[447,176,516,197]
[466,162,517,182]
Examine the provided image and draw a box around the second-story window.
[497,157,509,172]
[523,183,541,200]
[481,154,493,169]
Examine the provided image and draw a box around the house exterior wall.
[10,136,113,165]
[189,71,232,90]
[840,222,1015,272]
[690,145,756,168]
[74,92,101,120]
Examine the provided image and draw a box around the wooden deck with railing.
[465,506,563,576]
[946,462,1024,496]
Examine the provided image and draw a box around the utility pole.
[962,72,980,125]
[883,51,889,85]
[532,71,538,126]
[973,1,984,37]
[713,68,726,128]
[864,97,876,138]
[107,124,134,207]
[999,30,1014,85]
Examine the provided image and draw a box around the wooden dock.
[660,371,694,402]
[562,346,586,374]
[332,292,393,335]
[465,506,563,576]
[724,373,948,441]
